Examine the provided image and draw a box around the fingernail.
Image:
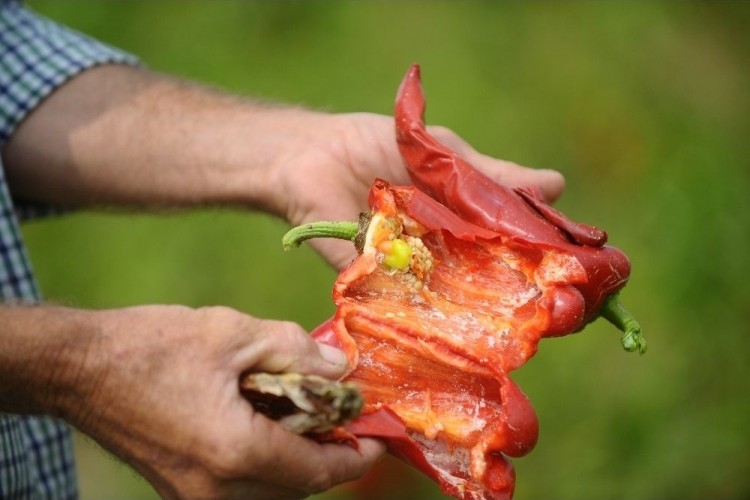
[318,343,348,367]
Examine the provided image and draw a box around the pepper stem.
[600,293,646,354]
[282,221,359,251]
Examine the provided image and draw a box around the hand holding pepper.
[270,111,565,270]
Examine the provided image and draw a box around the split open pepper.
[282,65,644,500]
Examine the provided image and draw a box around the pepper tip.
[621,327,647,355]
[599,293,646,356]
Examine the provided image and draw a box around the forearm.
[0,305,97,418]
[3,64,330,215]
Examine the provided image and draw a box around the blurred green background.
[20,1,749,499]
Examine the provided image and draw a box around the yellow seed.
[383,239,412,270]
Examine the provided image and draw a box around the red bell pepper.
[282,65,644,500]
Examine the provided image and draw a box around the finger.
[308,237,358,271]
[240,319,349,380]
[247,414,386,494]
[221,479,305,500]
[427,126,566,203]
[472,154,566,203]
[310,438,386,492]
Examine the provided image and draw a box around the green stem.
[282,221,359,251]
[600,293,647,354]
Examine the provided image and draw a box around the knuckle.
[269,320,311,354]
[199,305,241,324]
[233,318,318,374]
[199,306,255,337]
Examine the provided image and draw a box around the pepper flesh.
[307,66,636,500]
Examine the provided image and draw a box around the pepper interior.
[327,181,567,500]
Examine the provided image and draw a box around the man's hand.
[269,112,566,269]
[0,305,385,499]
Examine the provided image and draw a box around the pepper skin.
[395,64,630,323]
[301,66,638,500]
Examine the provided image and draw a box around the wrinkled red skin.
[395,64,630,323]
[309,66,632,500]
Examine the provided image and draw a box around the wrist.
[226,106,343,219]
[0,305,101,418]
[261,112,374,225]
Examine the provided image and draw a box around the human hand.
[61,305,385,500]
[269,112,566,269]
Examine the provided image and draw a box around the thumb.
[245,319,349,380]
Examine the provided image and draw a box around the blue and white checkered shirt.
[1,1,137,497]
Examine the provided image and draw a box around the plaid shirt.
[1,1,137,497]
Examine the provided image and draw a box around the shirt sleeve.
[0,0,140,218]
